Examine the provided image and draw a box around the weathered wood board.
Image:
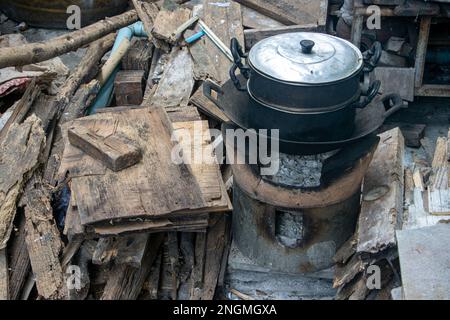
[152,7,192,44]
[149,47,195,108]
[357,128,405,254]
[61,107,206,226]
[190,0,244,84]
[241,5,285,29]
[234,0,328,26]
[427,134,450,215]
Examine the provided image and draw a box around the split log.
[0,79,40,142]
[101,234,164,300]
[0,11,137,69]
[22,178,66,300]
[56,34,115,105]
[0,115,46,249]
[45,81,100,184]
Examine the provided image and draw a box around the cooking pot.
[230,32,382,111]
[204,75,405,154]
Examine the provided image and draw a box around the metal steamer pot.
[229,32,382,111]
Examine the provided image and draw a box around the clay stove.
[226,135,379,274]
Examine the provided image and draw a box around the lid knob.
[300,40,315,54]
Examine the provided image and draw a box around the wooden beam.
[101,233,164,300]
[68,125,142,172]
[357,128,405,254]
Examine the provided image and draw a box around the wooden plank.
[68,125,143,172]
[357,128,405,254]
[0,249,8,300]
[199,215,230,300]
[234,0,328,26]
[428,134,450,215]
[172,120,228,208]
[152,7,192,44]
[189,232,207,300]
[149,47,195,108]
[63,108,206,225]
[0,114,46,249]
[203,0,244,84]
[7,216,31,300]
[101,233,164,300]
[244,24,324,50]
[241,5,285,29]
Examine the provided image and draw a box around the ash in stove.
[261,151,337,188]
[275,210,305,249]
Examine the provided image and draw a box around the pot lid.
[248,32,364,84]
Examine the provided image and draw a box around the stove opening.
[275,210,306,249]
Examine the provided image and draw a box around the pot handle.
[381,93,407,119]
[203,80,224,110]
[363,42,382,73]
[230,38,250,91]
[354,80,381,109]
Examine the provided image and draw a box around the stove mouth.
[260,150,339,189]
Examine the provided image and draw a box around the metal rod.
[172,15,200,41]
[198,20,233,62]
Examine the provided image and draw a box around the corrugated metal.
[0,0,128,29]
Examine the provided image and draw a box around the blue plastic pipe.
[89,21,148,114]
